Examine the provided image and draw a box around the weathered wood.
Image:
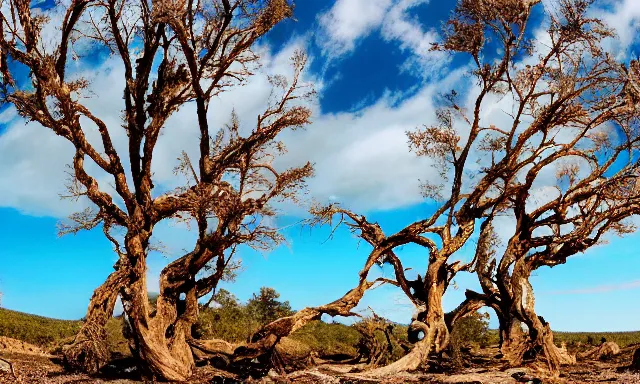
[0,357,16,378]
[63,268,127,374]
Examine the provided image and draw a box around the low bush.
[0,308,81,347]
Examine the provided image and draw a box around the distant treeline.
[2,288,639,358]
[0,307,81,346]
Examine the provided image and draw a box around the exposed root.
[62,321,111,374]
[352,320,448,378]
[63,268,125,374]
[578,342,621,361]
[0,357,16,378]
[501,334,575,372]
[542,340,576,368]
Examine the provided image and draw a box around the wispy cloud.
[317,0,393,57]
[316,0,448,78]
[549,280,640,295]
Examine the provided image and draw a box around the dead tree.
[310,198,486,377]
[472,166,640,373]
[0,0,400,375]
[438,0,640,374]
[354,321,391,368]
[352,309,402,368]
[450,1,640,374]
[0,0,326,380]
[313,0,640,377]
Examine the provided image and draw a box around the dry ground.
[1,342,640,383]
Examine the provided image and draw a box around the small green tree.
[451,312,491,348]
[210,289,241,309]
[449,312,492,370]
[195,287,294,343]
[246,287,294,327]
[194,289,250,342]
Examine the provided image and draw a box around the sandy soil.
[0,337,49,356]
[1,343,639,383]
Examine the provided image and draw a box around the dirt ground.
[1,344,640,383]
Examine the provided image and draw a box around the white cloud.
[0,32,469,218]
[380,0,445,75]
[317,0,393,56]
[317,0,448,77]
[276,67,468,213]
[598,0,640,52]
[0,54,130,217]
[0,121,80,217]
[2,0,627,270]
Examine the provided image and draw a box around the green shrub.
[0,308,81,347]
[449,312,493,369]
[106,316,130,357]
[290,320,362,357]
[554,331,640,348]
[194,287,295,343]
[451,312,492,349]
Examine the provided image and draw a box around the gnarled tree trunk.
[189,267,387,370]
[497,259,575,372]
[63,268,127,374]
[119,236,197,382]
[361,258,450,377]
[121,284,198,381]
[497,312,529,364]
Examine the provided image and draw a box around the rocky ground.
[1,338,639,383]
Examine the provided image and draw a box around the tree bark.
[63,268,127,374]
[122,281,197,381]
[125,270,196,380]
[497,259,575,372]
[104,233,197,382]
[498,313,529,365]
[189,273,386,368]
[360,258,450,377]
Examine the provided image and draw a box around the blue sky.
[1,0,640,332]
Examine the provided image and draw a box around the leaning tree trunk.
[119,238,197,382]
[189,247,401,379]
[189,263,388,369]
[497,311,530,365]
[63,267,127,374]
[361,258,450,377]
[500,259,575,373]
[119,236,405,381]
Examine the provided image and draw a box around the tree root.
[578,342,620,361]
[63,268,126,374]
[352,320,448,378]
[62,318,111,374]
[501,334,575,372]
[538,342,575,367]
[0,357,16,379]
